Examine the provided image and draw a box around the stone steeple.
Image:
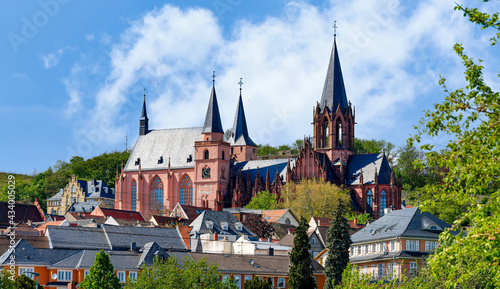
[139,93,149,136]
[202,82,224,135]
[319,39,348,113]
[230,81,256,147]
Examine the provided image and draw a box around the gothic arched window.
[367,190,373,212]
[179,175,193,206]
[150,176,164,211]
[336,122,342,147]
[380,190,387,217]
[222,151,225,160]
[131,180,137,211]
[204,150,209,159]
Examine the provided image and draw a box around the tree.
[346,212,372,225]
[354,138,395,165]
[14,274,37,289]
[257,144,277,156]
[0,271,15,289]
[243,278,272,289]
[407,2,500,287]
[288,216,316,289]
[324,199,352,288]
[242,213,275,239]
[80,250,121,289]
[281,178,351,220]
[126,255,237,289]
[245,190,277,210]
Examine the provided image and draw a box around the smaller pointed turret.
[139,92,149,136]
[230,78,256,147]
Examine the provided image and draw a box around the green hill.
[0,172,33,188]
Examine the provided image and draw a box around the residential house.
[348,207,452,280]
[0,201,45,229]
[47,176,115,215]
[150,215,190,227]
[170,203,212,222]
[278,229,324,258]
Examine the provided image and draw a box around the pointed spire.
[139,89,149,135]
[230,78,257,147]
[202,71,224,134]
[320,33,348,113]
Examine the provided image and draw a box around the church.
[115,36,401,219]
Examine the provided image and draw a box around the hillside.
[0,172,33,188]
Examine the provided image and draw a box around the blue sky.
[1,0,499,174]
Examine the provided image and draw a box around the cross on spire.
[143,87,146,101]
[212,71,216,85]
[333,20,337,39]
[238,78,244,96]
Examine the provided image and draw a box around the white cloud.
[41,48,65,69]
[76,0,497,150]
[86,33,95,41]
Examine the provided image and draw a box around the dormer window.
[206,221,214,230]
[235,222,243,231]
[221,222,228,231]
[187,155,192,163]
[135,158,140,165]
[158,156,163,164]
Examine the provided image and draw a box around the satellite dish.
[52,273,57,280]
[249,259,254,265]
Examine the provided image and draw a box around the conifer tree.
[80,250,121,289]
[288,216,316,289]
[324,199,352,288]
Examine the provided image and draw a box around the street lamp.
[24,271,40,289]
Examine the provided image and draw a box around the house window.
[380,190,387,217]
[128,271,137,282]
[285,218,291,225]
[150,176,164,211]
[222,151,225,160]
[179,175,193,206]
[278,277,285,288]
[19,267,34,279]
[72,185,75,192]
[58,270,72,281]
[380,242,385,252]
[117,271,126,283]
[311,238,315,244]
[425,241,438,251]
[131,180,137,211]
[363,265,368,275]
[372,243,376,254]
[388,262,396,279]
[367,190,373,212]
[84,270,90,278]
[204,150,209,159]
[371,265,376,278]
[357,246,361,255]
[222,274,231,283]
[406,240,419,251]
[410,262,418,275]
[390,240,396,251]
[364,244,369,254]
[231,148,234,154]
[244,275,253,283]
[268,277,274,286]
[378,263,385,278]
[233,274,241,289]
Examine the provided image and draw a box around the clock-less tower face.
[202,167,211,179]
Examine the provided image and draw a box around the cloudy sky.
[1,0,499,174]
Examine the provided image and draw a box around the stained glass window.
[380,190,387,217]
[180,175,193,206]
[131,180,137,211]
[150,176,164,211]
[367,190,373,212]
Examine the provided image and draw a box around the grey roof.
[231,159,294,184]
[84,179,115,199]
[189,210,256,238]
[229,94,256,147]
[48,189,63,201]
[346,153,392,185]
[125,127,203,171]
[320,39,348,113]
[46,225,187,251]
[0,239,79,266]
[67,201,101,213]
[349,250,429,263]
[202,85,224,134]
[350,207,451,244]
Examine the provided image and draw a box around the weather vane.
[333,20,337,39]
[212,71,216,85]
[238,78,244,91]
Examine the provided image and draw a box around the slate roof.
[84,179,115,199]
[0,239,78,266]
[67,201,101,213]
[46,225,188,251]
[231,159,294,184]
[189,211,256,238]
[320,39,348,113]
[346,153,392,185]
[48,189,63,201]
[349,250,430,263]
[125,127,203,171]
[350,207,451,244]
[0,202,44,228]
[189,253,324,275]
[202,85,224,134]
[229,94,256,147]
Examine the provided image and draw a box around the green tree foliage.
[281,178,351,220]
[288,216,316,289]
[325,200,352,288]
[243,278,272,289]
[79,250,121,289]
[14,274,38,289]
[346,212,372,225]
[256,139,304,156]
[125,255,237,289]
[257,144,278,156]
[69,151,130,188]
[332,263,403,289]
[354,138,395,164]
[0,271,15,289]
[241,213,275,239]
[407,2,500,287]
[245,190,277,210]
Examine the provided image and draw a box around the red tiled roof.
[91,207,145,222]
[178,225,192,250]
[261,209,289,223]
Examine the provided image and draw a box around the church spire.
[139,89,149,135]
[320,31,348,113]
[230,78,256,147]
[202,71,224,134]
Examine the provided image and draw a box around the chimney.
[131,242,137,252]
[353,218,358,227]
[318,219,320,227]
